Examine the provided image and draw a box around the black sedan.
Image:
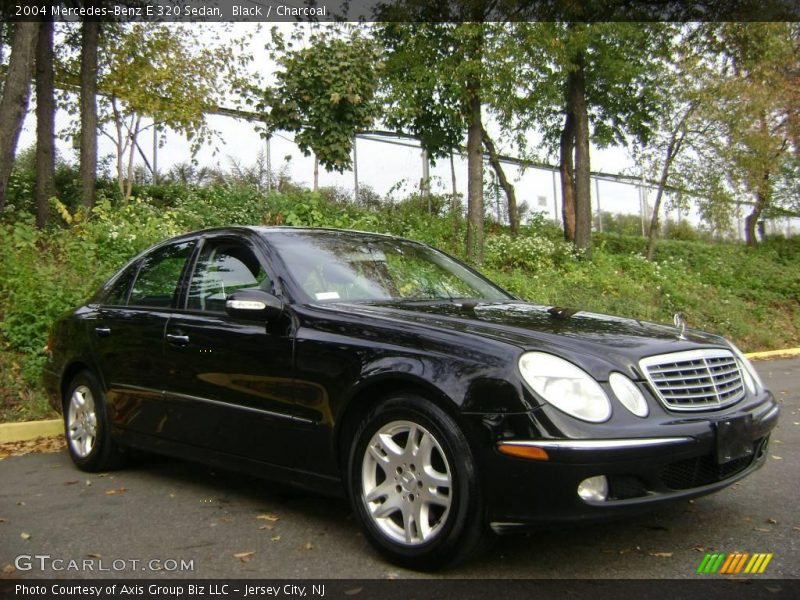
[43,227,779,569]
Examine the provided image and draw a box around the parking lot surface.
[1,358,798,579]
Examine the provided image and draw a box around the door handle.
[166,333,190,346]
[95,326,111,337]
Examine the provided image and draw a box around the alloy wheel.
[67,385,97,458]
[361,420,452,546]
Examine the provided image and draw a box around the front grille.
[640,349,745,411]
[660,451,756,490]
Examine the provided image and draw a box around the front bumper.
[468,391,779,530]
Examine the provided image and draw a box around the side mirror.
[225,289,283,321]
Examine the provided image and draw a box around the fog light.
[577,475,608,502]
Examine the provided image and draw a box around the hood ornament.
[673,312,687,340]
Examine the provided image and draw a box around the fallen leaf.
[650,552,673,558]
[270,535,281,542]
[771,456,783,460]
[86,553,102,559]
[693,544,706,552]
[258,525,273,530]
[16,502,25,507]
[233,551,255,563]
[0,518,6,523]
[766,518,778,524]
[63,480,79,486]
[168,493,176,498]
[792,526,800,532]
[20,532,31,540]
[97,473,108,478]
[256,513,280,522]
[104,487,128,496]
[303,542,314,551]
[0,436,66,458]
[754,527,771,532]
[2,565,15,575]
[85,480,92,486]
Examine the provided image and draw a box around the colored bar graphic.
[697,552,773,575]
[734,553,750,574]
[720,553,736,574]
[720,553,749,574]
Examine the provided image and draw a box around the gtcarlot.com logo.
[697,552,773,575]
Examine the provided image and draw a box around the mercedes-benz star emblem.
[673,312,687,340]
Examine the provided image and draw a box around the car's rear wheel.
[64,371,124,471]
[347,393,488,570]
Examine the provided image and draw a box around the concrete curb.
[0,349,798,443]
[0,419,63,443]
[745,348,800,361]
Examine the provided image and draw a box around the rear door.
[90,240,195,435]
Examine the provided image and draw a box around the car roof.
[172,226,413,243]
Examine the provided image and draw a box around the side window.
[101,264,136,306]
[187,241,269,313]
[128,242,193,308]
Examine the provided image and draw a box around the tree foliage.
[264,29,381,173]
[57,23,252,199]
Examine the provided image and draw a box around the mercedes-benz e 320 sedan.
[44,227,779,569]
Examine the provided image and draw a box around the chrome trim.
[499,437,693,451]
[640,349,745,412]
[114,384,313,424]
[761,404,780,422]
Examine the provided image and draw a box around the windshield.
[267,231,512,303]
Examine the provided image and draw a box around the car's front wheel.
[347,393,488,569]
[63,370,124,471]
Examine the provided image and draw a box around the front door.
[161,236,306,466]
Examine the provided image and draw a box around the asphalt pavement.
[1,358,798,579]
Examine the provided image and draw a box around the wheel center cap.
[400,471,417,492]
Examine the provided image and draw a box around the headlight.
[609,372,649,417]
[518,352,611,422]
[727,341,764,395]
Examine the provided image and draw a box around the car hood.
[322,301,730,378]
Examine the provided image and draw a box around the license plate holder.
[716,415,754,464]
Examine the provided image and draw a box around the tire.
[346,393,489,570]
[63,370,124,472]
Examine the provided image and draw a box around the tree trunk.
[450,151,459,238]
[646,136,682,260]
[465,91,484,263]
[80,20,99,209]
[571,51,592,257]
[482,127,519,236]
[559,111,576,242]
[124,115,141,199]
[745,169,771,247]
[35,20,55,228]
[0,22,38,211]
[313,155,319,192]
[646,109,691,261]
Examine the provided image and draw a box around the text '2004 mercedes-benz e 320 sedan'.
[44,227,779,569]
